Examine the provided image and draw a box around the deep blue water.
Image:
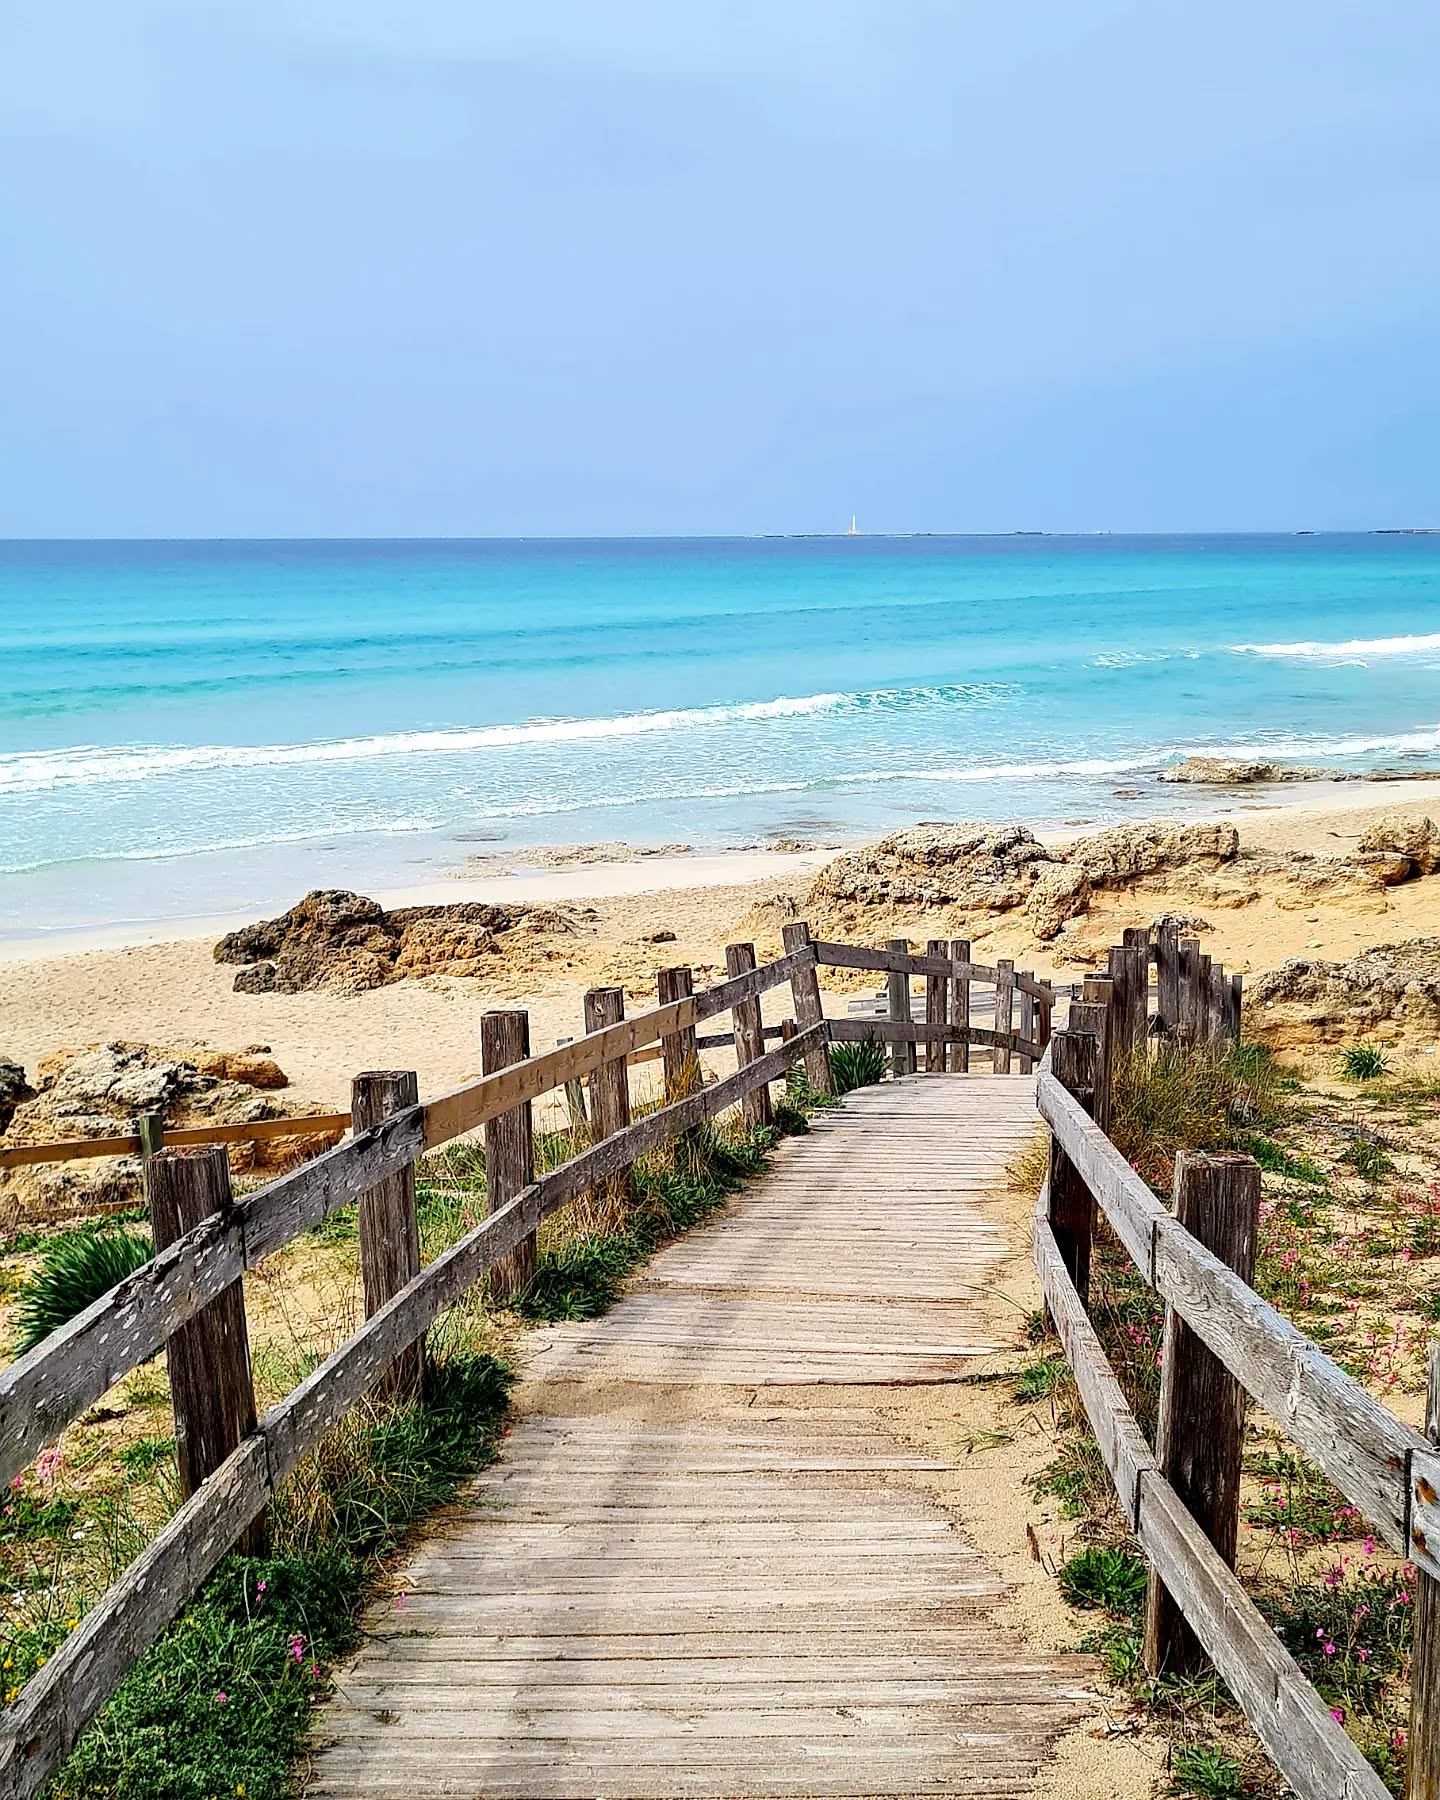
[4,533,1440,935]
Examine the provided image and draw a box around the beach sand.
[6,781,1440,1108]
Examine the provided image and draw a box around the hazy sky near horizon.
[3,1,1439,537]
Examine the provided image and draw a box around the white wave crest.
[1175,723,1440,761]
[0,684,1016,796]
[1233,632,1440,660]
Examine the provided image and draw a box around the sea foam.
[0,684,1018,795]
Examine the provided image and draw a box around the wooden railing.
[1035,927,1439,1800]
[0,925,1052,1799]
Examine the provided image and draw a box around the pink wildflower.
[215,1692,228,1705]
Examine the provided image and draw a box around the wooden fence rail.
[1036,922,1438,1800]
[0,929,1052,1800]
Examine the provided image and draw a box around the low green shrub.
[1170,1745,1249,1799]
[828,1036,887,1095]
[1058,1546,1148,1618]
[1338,1044,1391,1082]
[11,1228,154,1355]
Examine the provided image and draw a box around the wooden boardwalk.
[307,1076,1104,1798]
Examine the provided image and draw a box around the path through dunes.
[306,1076,1112,1799]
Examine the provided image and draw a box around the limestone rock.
[806,823,1057,924]
[1065,821,1240,886]
[1025,865,1092,940]
[214,888,583,994]
[1356,815,1440,877]
[0,1041,342,1226]
[0,1057,35,1133]
[1352,850,1415,887]
[1159,756,1340,785]
[1248,938,1440,1049]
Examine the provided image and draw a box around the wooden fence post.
[1407,1340,1440,1800]
[725,943,774,1127]
[351,1069,425,1402]
[1074,976,1115,1134]
[1177,938,1203,1044]
[886,939,915,1078]
[136,1109,166,1168]
[1156,920,1181,1038]
[1226,971,1244,1045]
[657,966,700,1101]
[584,986,637,1210]
[481,1014,536,1302]
[1018,975,1037,1075]
[1109,940,1149,1058]
[924,938,950,1072]
[994,958,1016,1075]
[951,939,972,1074]
[1143,1149,1261,1678]
[1047,1030,1099,1308]
[146,1146,267,1553]
[781,921,835,1095]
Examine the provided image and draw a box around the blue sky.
[2,1,1438,536]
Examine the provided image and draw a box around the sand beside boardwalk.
[7,781,1440,1107]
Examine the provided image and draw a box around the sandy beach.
[6,778,1440,1110]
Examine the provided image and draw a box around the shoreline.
[6,774,1440,965]
[6,777,1440,1111]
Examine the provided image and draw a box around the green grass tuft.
[1057,1546,1149,1618]
[1338,1043,1391,1082]
[828,1036,887,1095]
[11,1228,155,1355]
[1170,1745,1250,1799]
[46,1352,511,1800]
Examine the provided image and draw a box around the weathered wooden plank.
[827,1020,1042,1057]
[353,1070,425,1401]
[780,922,836,1094]
[885,939,915,1078]
[1032,1195,1154,1525]
[1138,1476,1389,1800]
[0,1437,272,1800]
[1045,1033,1098,1308]
[950,937,972,1074]
[146,1147,265,1553]
[725,944,773,1127]
[1145,1152,1259,1677]
[1036,1069,1159,1278]
[811,940,1054,999]
[1153,1214,1420,1556]
[0,1208,247,1492]
[483,1012,538,1303]
[1036,1199,1390,1800]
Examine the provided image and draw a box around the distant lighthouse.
[846,515,860,536]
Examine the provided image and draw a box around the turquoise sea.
[4,533,1440,940]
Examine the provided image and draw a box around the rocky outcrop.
[0,1042,343,1225]
[214,889,583,994]
[1158,756,1339,785]
[0,1057,35,1133]
[1025,865,1092,940]
[1065,821,1239,886]
[1356,816,1440,879]
[807,824,1056,927]
[1248,938,1440,1049]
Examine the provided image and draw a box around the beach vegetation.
[11,1226,154,1356]
[828,1035,887,1095]
[1,1059,841,1797]
[1339,1044,1392,1082]
[1015,1036,1440,1794]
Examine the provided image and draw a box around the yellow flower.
[64,1618,77,1630]
[5,1685,19,1703]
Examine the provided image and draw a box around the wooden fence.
[0,926,1050,1800]
[1036,926,1440,1800]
